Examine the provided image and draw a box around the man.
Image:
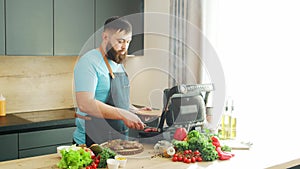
[73,16,145,146]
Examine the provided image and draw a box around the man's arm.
[76,91,145,130]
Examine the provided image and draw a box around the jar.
[0,94,6,116]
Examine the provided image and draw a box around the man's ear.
[102,32,109,41]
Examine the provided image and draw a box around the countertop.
[0,108,76,134]
[0,144,299,169]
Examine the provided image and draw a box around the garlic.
[167,146,175,156]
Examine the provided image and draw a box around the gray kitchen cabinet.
[6,0,53,56]
[0,134,18,161]
[19,145,59,158]
[54,0,94,56]
[95,0,144,55]
[0,0,4,55]
[19,127,75,158]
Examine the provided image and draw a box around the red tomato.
[94,159,100,164]
[173,154,178,157]
[184,150,190,155]
[191,157,196,163]
[183,157,188,163]
[172,156,178,162]
[91,162,97,169]
[193,150,200,155]
[86,166,91,169]
[185,158,191,164]
[196,156,202,162]
[177,155,183,161]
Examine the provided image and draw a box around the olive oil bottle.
[230,101,237,139]
[221,99,231,139]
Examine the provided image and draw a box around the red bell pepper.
[216,146,232,160]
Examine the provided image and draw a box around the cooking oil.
[221,107,231,140]
[230,102,236,139]
[220,97,237,140]
[0,94,6,116]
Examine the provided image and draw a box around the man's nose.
[121,42,127,50]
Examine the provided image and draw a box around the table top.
[1,143,299,169]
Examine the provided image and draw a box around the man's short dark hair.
[104,16,132,34]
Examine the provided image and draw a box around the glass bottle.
[0,94,6,116]
[230,101,237,139]
[221,99,231,139]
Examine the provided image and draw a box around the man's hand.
[118,108,145,130]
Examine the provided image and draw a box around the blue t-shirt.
[73,49,123,145]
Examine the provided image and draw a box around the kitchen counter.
[0,108,76,134]
[0,144,300,169]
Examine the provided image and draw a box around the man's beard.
[106,43,127,64]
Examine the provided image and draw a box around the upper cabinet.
[6,0,53,56]
[0,0,5,55]
[96,0,144,55]
[54,0,94,56]
[1,0,144,56]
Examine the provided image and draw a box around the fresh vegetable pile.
[57,147,93,169]
[57,144,116,169]
[89,144,116,168]
[171,128,235,163]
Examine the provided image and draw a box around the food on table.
[115,155,128,168]
[173,127,188,141]
[170,129,234,163]
[154,140,174,157]
[101,139,144,155]
[89,144,116,168]
[57,146,93,169]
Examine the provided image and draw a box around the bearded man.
[73,16,145,146]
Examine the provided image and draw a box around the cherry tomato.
[91,155,95,159]
[189,150,192,154]
[196,156,202,162]
[177,155,183,161]
[172,156,178,162]
[86,166,91,169]
[194,150,200,155]
[191,157,196,163]
[184,150,190,155]
[94,159,100,164]
[185,158,191,164]
[91,162,97,169]
[173,153,178,157]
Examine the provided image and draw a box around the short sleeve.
[74,57,97,93]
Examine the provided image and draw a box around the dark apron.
[85,48,130,147]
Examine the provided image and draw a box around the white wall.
[125,0,170,108]
[217,0,300,147]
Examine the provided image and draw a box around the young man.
[73,16,145,146]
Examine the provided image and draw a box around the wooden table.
[0,144,300,169]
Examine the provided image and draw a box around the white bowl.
[107,159,120,169]
[57,145,80,157]
[115,155,127,168]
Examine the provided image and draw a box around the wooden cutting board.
[220,140,252,150]
[100,140,144,155]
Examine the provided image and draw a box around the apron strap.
[99,47,115,79]
[75,113,91,120]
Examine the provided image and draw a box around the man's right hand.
[118,108,145,130]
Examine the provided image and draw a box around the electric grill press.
[139,83,214,138]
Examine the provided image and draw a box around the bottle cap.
[0,94,5,100]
